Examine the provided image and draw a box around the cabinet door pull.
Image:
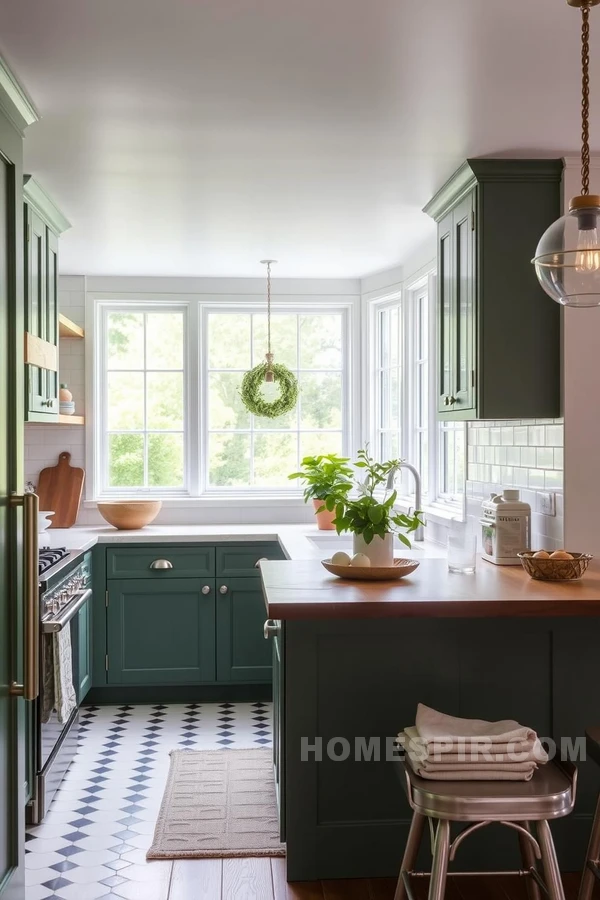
[264,619,280,639]
[149,559,173,570]
[219,585,228,594]
[201,585,211,595]
[255,557,269,569]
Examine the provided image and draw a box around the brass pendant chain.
[582,2,591,195]
[262,259,275,381]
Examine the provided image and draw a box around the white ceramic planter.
[352,532,394,567]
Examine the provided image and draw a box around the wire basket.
[518,551,593,582]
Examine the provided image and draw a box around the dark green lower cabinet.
[106,579,216,684]
[77,596,92,703]
[272,627,285,840]
[216,578,272,683]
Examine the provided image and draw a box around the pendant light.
[533,0,600,307]
[239,260,299,419]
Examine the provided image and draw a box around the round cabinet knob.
[201,585,211,595]
[219,585,228,594]
[149,559,173,570]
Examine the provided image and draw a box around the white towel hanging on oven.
[53,627,77,724]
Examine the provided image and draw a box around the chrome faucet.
[385,462,425,541]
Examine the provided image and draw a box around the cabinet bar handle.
[10,492,39,700]
[255,557,269,569]
[201,585,211,595]
[149,559,173,570]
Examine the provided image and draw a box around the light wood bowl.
[321,557,420,581]
[97,500,162,530]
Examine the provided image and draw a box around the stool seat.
[396,757,575,823]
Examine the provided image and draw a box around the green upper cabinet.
[23,176,70,422]
[216,577,272,683]
[424,159,563,421]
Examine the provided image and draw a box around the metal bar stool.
[579,728,600,900]
[393,754,577,900]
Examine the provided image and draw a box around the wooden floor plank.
[453,874,523,899]
[366,877,397,899]
[169,859,222,899]
[271,858,325,899]
[322,877,371,899]
[222,857,275,900]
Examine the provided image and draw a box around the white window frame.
[87,293,358,504]
[367,270,466,518]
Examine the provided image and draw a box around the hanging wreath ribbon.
[239,260,299,418]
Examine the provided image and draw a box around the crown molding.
[23,175,71,234]
[0,56,39,134]
[563,155,600,169]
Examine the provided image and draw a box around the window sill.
[86,495,308,509]
[393,496,465,526]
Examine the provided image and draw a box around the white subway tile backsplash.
[528,425,545,446]
[554,448,564,469]
[506,447,520,466]
[536,447,554,469]
[528,469,545,489]
[490,427,502,446]
[501,427,513,445]
[520,447,536,468]
[545,424,563,446]
[514,426,528,445]
[545,469,563,490]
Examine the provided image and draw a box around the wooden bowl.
[518,551,593,582]
[97,500,162,530]
[321,557,420,581]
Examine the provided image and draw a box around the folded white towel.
[53,628,77,725]
[405,753,536,781]
[400,725,548,765]
[415,703,540,749]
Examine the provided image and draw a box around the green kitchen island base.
[281,615,599,881]
[260,558,600,881]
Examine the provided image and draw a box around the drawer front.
[106,546,215,579]
[216,542,285,578]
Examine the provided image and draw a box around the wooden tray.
[321,557,420,581]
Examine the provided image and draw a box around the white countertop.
[41,524,447,562]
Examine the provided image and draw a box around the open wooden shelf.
[58,415,84,425]
[59,314,84,339]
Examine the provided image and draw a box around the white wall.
[562,158,600,554]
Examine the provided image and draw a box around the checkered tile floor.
[25,702,273,900]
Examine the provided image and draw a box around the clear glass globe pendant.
[533,0,600,307]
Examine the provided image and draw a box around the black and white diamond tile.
[25,702,272,898]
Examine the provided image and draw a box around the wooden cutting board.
[37,451,85,528]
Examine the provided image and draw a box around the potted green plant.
[288,454,353,530]
[328,447,424,565]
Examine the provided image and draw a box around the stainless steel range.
[29,548,93,824]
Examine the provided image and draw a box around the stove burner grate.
[39,547,69,576]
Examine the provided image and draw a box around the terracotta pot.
[352,532,394,567]
[313,498,336,530]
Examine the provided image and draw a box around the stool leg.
[394,811,426,900]
[428,819,451,900]
[579,791,600,900]
[537,819,566,900]
[518,821,542,900]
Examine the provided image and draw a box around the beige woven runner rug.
[147,748,286,859]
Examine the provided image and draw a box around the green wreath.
[240,362,298,419]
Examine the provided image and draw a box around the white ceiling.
[0,0,594,278]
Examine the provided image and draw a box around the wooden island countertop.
[260,557,600,619]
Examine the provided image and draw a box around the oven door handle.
[42,588,93,633]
